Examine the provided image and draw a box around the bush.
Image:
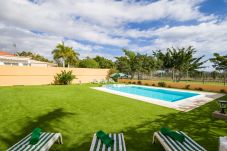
[132,82,136,84]
[158,82,166,87]
[144,83,149,86]
[152,84,156,86]
[54,70,76,85]
[106,68,117,80]
[128,81,131,84]
[195,87,203,91]
[220,89,226,93]
[168,85,171,88]
[137,81,142,85]
[185,84,190,89]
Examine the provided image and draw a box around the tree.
[78,57,99,68]
[115,56,131,74]
[211,71,218,80]
[210,53,227,85]
[115,49,136,78]
[131,53,157,79]
[153,49,173,71]
[17,51,52,63]
[210,53,227,71]
[115,49,157,79]
[153,46,205,81]
[139,54,157,78]
[52,42,79,67]
[106,68,117,80]
[65,49,79,67]
[93,56,115,69]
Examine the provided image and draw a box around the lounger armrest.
[152,132,173,151]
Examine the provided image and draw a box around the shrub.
[168,85,171,88]
[106,68,117,81]
[152,84,156,86]
[54,70,76,85]
[128,81,132,84]
[185,84,190,89]
[137,81,142,85]
[220,89,226,93]
[132,82,136,84]
[144,83,149,86]
[195,87,203,91]
[158,82,166,87]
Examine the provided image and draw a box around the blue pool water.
[105,85,199,102]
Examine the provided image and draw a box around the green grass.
[0,84,227,151]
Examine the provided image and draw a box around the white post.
[224,72,226,86]
[187,70,189,82]
[62,59,65,67]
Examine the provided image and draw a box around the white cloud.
[0,0,225,65]
[0,0,130,46]
[0,24,100,59]
[151,20,227,54]
[0,0,214,47]
[117,19,227,59]
[55,0,214,26]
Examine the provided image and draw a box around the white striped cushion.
[7,132,62,151]
[156,131,206,151]
[90,133,126,151]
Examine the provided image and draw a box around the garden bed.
[119,79,227,93]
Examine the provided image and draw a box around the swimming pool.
[105,84,199,102]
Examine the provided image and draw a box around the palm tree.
[65,47,79,68]
[52,42,79,67]
[154,46,205,81]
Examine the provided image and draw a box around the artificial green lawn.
[0,84,227,151]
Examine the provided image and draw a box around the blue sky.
[0,0,227,70]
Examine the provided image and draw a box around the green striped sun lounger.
[153,131,206,151]
[7,132,63,151]
[90,133,126,151]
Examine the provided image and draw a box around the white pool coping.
[92,84,225,112]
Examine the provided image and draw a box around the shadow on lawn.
[64,135,92,151]
[2,95,227,151]
[68,95,227,151]
[122,97,227,151]
[1,108,75,149]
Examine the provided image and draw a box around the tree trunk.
[172,70,175,82]
[187,70,189,82]
[177,71,181,82]
[224,72,226,86]
[62,60,65,68]
[131,72,134,79]
[202,72,205,84]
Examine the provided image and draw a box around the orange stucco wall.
[0,66,109,86]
